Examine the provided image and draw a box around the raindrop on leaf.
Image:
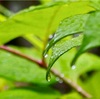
[71,65,76,70]
[47,73,51,82]
[44,54,48,58]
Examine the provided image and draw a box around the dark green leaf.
[44,14,89,56]
[46,35,83,80]
[72,11,100,66]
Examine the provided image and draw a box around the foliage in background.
[0,0,100,99]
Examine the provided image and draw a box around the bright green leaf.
[72,11,100,66]
[0,14,6,22]
[59,92,82,99]
[90,0,100,10]
[0,87,60,99]
[0,1,94,45]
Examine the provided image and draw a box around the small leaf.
[72,11,100,65]
[44,14,89,56]
[46,35,83,80]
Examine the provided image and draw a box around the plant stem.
[51,69,92,98]
[0,45,92,98]
[0,46,42,67]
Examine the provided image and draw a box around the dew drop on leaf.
[47,73,51,82]
[71,65,76,70]
[56,77,60,81]
[44,54,48,58]
[59,79,63,84]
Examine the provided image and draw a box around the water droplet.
[61,74,64,78]
[71,65,76,70]
[59,79,63,83]
[49,35,53,39]
[47,73,51,82]
[47,77,51,82]
[45,54,48,58]
[56,77,60,81]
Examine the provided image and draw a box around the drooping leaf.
[0,87,60,99]
[0,1,94,45]
[0,47,55,85]
[44,14,89,56]
[71,11,100,66]
[46,35,83,80]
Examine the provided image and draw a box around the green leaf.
[0,47,55,85]
[44,14,89,56]
[0,5,13,17]
[23,34,44,49]
[46,35,83,80]
[54,49,100,82]
[0,87,60,99]
[72,11,100,66]
[59,92,82,99]
[0,1,94,45]
[81,72,100,99]
[0,14,6,22]
[90,0,100,10]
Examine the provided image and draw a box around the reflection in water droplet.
[56,77,63,83]
[48,78,50,82]
[45,54,48,58]
[61,74,64,78]
[71,65,76,70]
[56,77,60,81]
[59,79,63,84]
[49,35,53,40]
